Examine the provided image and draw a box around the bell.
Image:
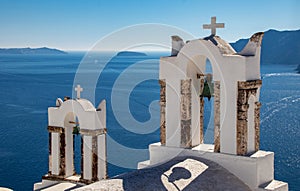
[72,125,80,135]
[200,74,214,100]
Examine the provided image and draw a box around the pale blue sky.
[0,0,299,50]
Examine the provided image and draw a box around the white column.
[65,127,74,177]
[220,82,237,154]
[51,132,60,175]
[247,95,256,153]
[97,134,107,180]
[83,135,92,180]
[165,79,181,147]
[189,75,200,146]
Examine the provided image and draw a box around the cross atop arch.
[75,84,83,99]
[203,16,225,36]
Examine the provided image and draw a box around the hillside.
[230,29,300,65]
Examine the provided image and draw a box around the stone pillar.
[199,98,204,144]
[92,136,98,181]
[236,80,262,155]
[198,74,205,144]
[48,132,52,174]
[80,129,107,183]
[73,135,75,175]
[81,136,84,179]
[180,79,192,148]
[59,129,66,176]
[214,81,221,152]
[159,79,166,145]
[236,87,251,155]
[254,102,261,151]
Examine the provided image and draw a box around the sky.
[0,0,299,51]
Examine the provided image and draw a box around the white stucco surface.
[248,95,256,153]
[0,187,13,191]
[48,99,97,130]
[138,143,287,191]
[97,134,107,180]
[51,133,60,175]
[83,135,92,180]
[160,34,263,154]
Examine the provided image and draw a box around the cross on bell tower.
[75,84,83,99]
[203,16,225,36]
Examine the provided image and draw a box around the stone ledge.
[238,80,262,89]
[41,174,95,185]
[47,126,63,133]
[42,174,79,184]
[80,128,106,136]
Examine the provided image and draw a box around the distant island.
[116,51,147,57]
[0,47,67,55]
[231,29,300,65]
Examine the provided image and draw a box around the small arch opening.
[73,116,81,175]
[63,113,82,178]
[203,59,215,144]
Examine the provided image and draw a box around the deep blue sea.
[0,53,299,191]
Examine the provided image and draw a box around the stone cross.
[75,84,83,99]
[203,16,225,36]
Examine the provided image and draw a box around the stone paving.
[75,156,251,191]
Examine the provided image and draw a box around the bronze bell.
[200,74,214,101]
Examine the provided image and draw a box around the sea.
[0,52,299,191]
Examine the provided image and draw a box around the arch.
[177,42,223,149]
[63,112,82,177]
[46,98,107,183]
[203,59,215,144]
[160,35,262,155]
[175,39,245,154]
[48,99,97,130]
[178,40,224,150]
[177,39,224,82]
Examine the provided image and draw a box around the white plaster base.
[33,177,85,191]
[34,179,58,190]
[138,142,288,191]
[137,160,150,169]
[35,181,77,191]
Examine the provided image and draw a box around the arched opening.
[247,95,256,153]
[73,117,81,175]
[202,59,215,144]
[186,55,219,148]
[63,112,82,178]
